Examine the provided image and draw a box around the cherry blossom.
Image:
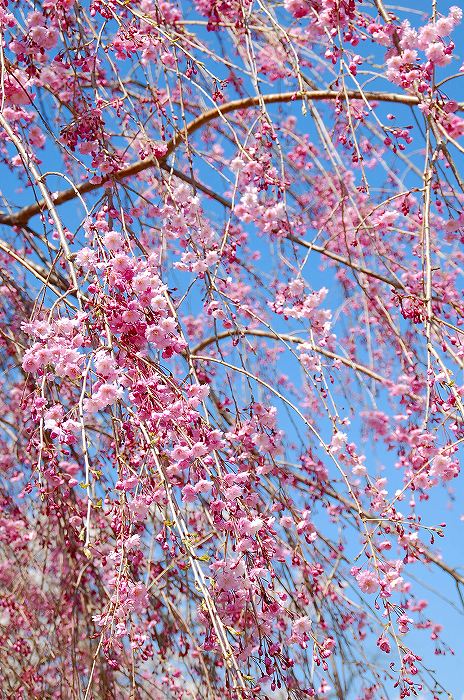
[0,0,463,697]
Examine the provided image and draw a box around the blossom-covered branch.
[1,1,464,699]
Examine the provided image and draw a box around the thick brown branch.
[0,89,444,227]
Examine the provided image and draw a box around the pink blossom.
[30,25,58,49]
[417,24,439,48]
[430,452,459,481]
[238,517,264,537]
[377,636,391,653]
[29,125,46,148]
[87,382,122,411]
[115,476,139,491]
[94,351,117,379]
[284,0,310,18]
[292,615,312,635]
[330,431,347,453]
[103,230,124,250]
[425,41,452,66]
[356,570,379,594]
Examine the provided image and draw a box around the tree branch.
[191,327,388,384]
[0,89,446,227]
[294,473,464,587]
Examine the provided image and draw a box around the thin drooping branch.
[294,473,464,588]
[206,365,464,590]
[0,89,448,227]
[191,328,388,384]
[0,237,66,297]
[287,234,403,290]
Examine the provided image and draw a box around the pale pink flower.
[425,42,452,66]
[417,24,439,48]
[430,452,459,481]
[356,570,379,594]
[103,230,124,251]
[284,0,310,18]
[292,615,312,636]
[115,476,138,491]
[330,431,347,453]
